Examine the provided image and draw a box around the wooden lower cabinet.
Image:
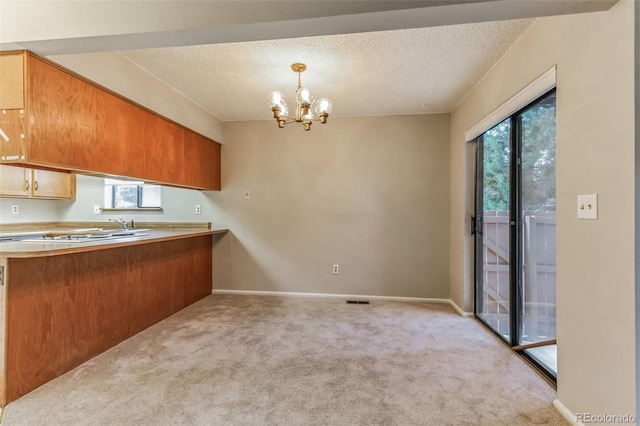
[0,235,213,405]
[0,165,76,200]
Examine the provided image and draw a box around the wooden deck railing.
[480,210,556,341]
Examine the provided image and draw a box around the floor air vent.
[346,300,370,305]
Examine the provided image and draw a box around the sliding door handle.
[472,214,483,236]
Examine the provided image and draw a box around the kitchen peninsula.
[0,222,227,406]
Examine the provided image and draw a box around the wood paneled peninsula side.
[0,50,221,190]
[0,223,228,406]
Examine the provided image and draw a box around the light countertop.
[0,222,228,258]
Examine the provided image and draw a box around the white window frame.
[465,66,557,143]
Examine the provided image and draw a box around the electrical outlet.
[243,190,251,200]
[195,205,202,215]
[93,205,101,214]
[11,205,18,214]
[332,264,339,274]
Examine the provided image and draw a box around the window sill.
[100,208,163,212]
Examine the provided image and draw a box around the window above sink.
[102,178,162,212]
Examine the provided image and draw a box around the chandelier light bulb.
[315,98,332,114]
[297,87,314,105]
[269,91,285,108]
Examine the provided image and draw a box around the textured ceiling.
[120,19,533,122]
[4,1,615,122]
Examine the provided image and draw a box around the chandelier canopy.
[268,63,332,131]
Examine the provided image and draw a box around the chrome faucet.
[109,217,129,229]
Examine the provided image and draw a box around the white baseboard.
[553,399,583,426]
[212,289,474,317]
[448,300,475,318]
[214,288,454,302]
[213,289,449,304]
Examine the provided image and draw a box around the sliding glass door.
[517,91,557,374]
[474,89,557,377]
[475,118,512,341]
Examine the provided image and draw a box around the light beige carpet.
[2,294,567,425]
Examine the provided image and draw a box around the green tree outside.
[482,93,556,212]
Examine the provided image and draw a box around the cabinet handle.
[25,180,29,191]
[34,180,38,191]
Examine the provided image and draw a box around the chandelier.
[268,63,332,131]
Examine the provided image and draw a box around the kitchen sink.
[16,229,151,243]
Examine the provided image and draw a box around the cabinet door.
[31,169,76,200]
[0,52,25,110]
[0,165,29,197]
[0,52,27,162]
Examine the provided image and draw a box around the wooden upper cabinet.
[31,169,76,199]
[0,165,76,200]
[0,165,29,197]
[0,51,221,190]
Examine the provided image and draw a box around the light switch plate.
[243,190,251,200]
[577,194,598,219]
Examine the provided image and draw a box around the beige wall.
[450,0,635,417]
[206,114,450,298]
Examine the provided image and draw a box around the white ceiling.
[1,1,618,122]
[120,19,533,121]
